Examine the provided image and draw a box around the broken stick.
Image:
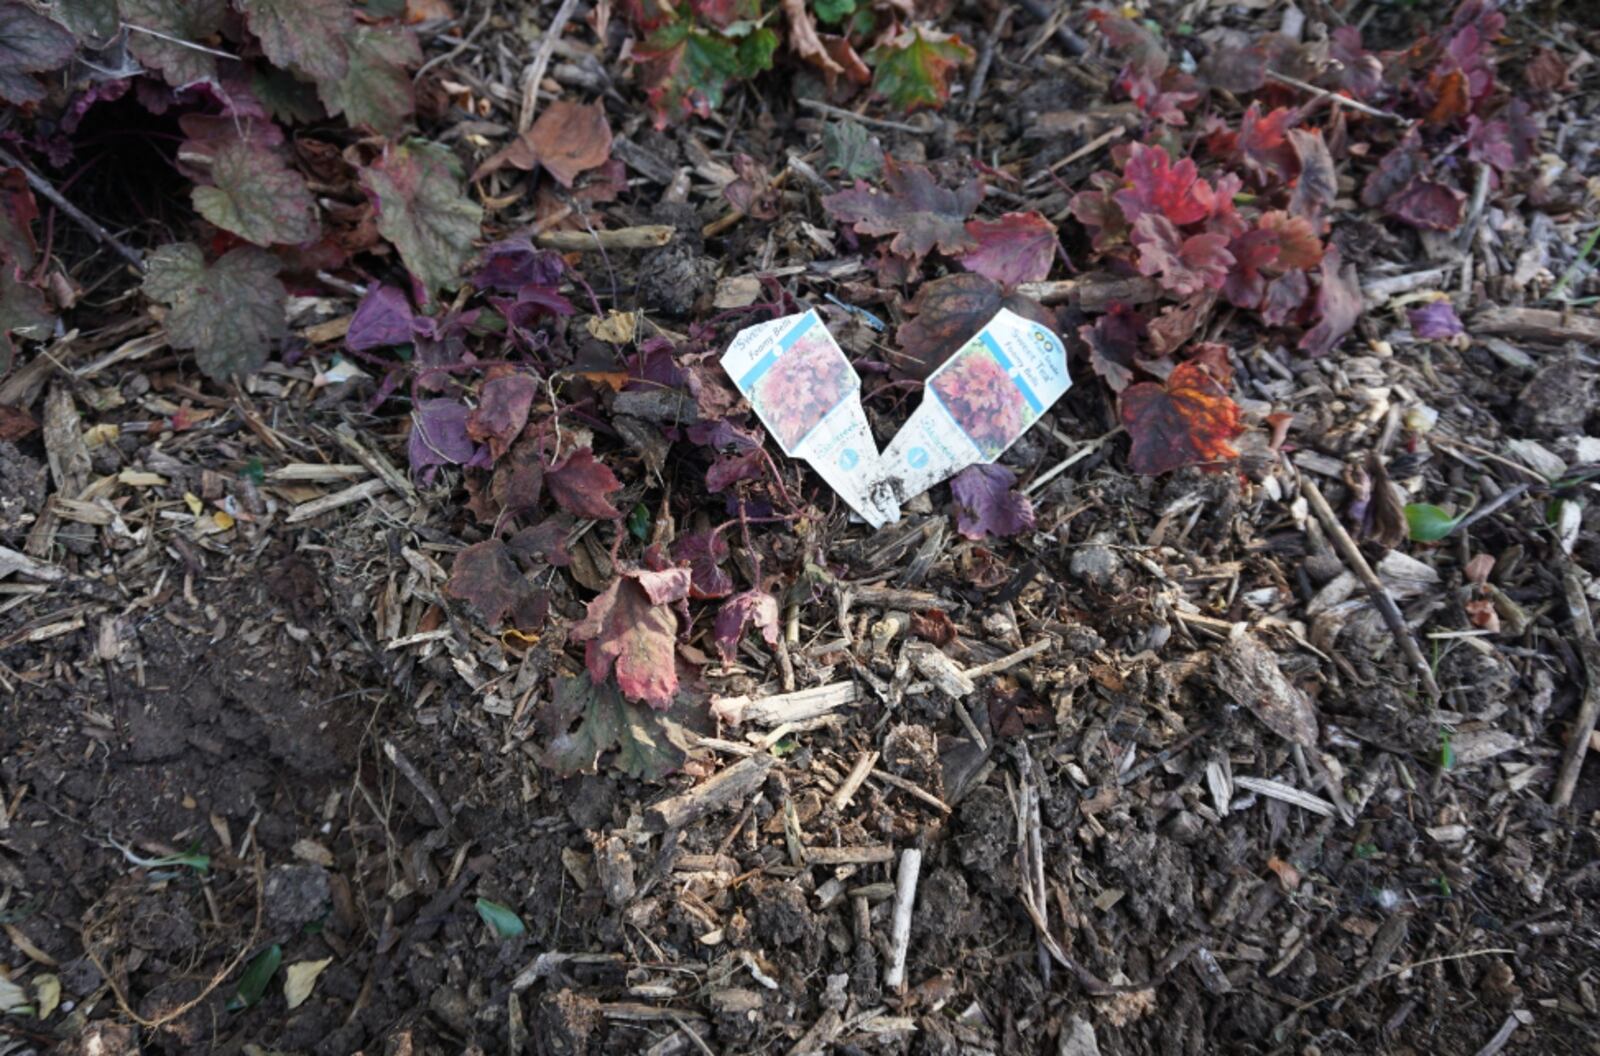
[646,753,774,832]
[534,225,673,252]
[1551,565,1600,809]
[883,848,922,990]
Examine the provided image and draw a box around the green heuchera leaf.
[635,17,777,129]
[474,898,526,939]
[121,0,227,88]
[361,141,483,294]
[53,0,119,43]
[142,243,287,381]
[0,268,55,374]
[250,66,325,125]
[0,1,75,105]
[866,24,974,113]
[822,120,883,180]
[1404,503,1461,542]
[813,0,855,24]
[542,675,690,781]
[239,0,353,83]
[318,25,422,138]
[227,944,282,1011]
[192,139,319,246]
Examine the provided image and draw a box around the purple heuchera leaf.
[475,237,564,292]
[1408,300,1464,339]
[672,530,733,599]
[706,449,764,493]
[409,398,478,473]
[949,464,1035,540]
[347,284,414,350]
[714,589,781,663]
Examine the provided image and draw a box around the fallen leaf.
[541,673,689,779]
[1119,359,1243,475]
[1387,179,1465,231]
[1213,633,1320,747]
[1266,856,1301,892]
[545,447,623,519]
[1286,128,1337,223]
[1298,245,1361,357]
[1132,213,1234,297]
[361,140,484,294]
[894,272,1052,379]
[191,138,319,247]
[1408,299,1464,339]
[238,0,352,83]
[0,1,75,105]
[949,463,1035,539]
[466,373,535,462]
[715,588,780,663]
[865,24,974,112]
[283,957,333,1011]
[1145,290,1217,356]
[958,212,1057,288]
[0,404,38,440]
[478,100,613,187]
[319,24,422,138]
[1079,303,1145,392]
[822,157,983,264]
[1465,598,1500,632]
[673,529,733,598]
[474,237,563,292]
[572,567,691,708]
[822,120,883,180]
[142,242,287,381]
[409,398,478,471]
[446,540,529,627]
[227,944,282,1011]
[346,284,414,350]
[586,309,637,344]
[33,973,59,1019]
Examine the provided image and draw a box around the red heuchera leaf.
[466,373,536,462]
[949,464,1036,540]
[347,284,414,350]
[573,567,693,708]
[1222,227,1279,309]
[446,539,529,627]
[1079,303,1145,392]
[1299,245,1361,357]
[672,529,733,599]
[1119,360,1244,475]
[1286,128,1337,223]
[1465,116,1515,172]
[895,272,1054,380]
[545,447,623,518]
[1258,211,1324,270]
[1330,26,1383,99]
[1524,47,1572,95]
[714,588,780,663]
[958,212,1057,288]
[1120,71,1197,126]
[865,24,974,113]
[822,158,984,263]
[1409,299,1464,339]
[1235,103,1298,186]
[1114,143,1212,227]
[1388,179,1465,231]
[1132,214,1234,298]
[476,100,613,187]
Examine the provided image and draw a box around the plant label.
[721,309,901,526]
[879,308,1071,501]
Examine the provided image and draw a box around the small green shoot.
[1438,728,1456,771]
[227,944,282,1011]
[474,898,526,939]
[107,834,210,874]
[1405,503,1464,542]
[626,502,651,542]
[1354,842,1379,860]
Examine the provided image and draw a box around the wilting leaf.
[446,539,529,626]
[959,212,1057,288]
[822,158,983,264]
[32,974,59,1019]
[227,945,282,1012]
[949,463,1035,540]
[361,140,483,294]
[1115,143,1212,227]
[121,0,226,88]
[822,120,883,180]
[474,237,563,293]
[142,243,286,381]
[541,674,688,780]
[1258,210,1323,270]
[192,139,319,246]
[1405,503,1461,542]
[1119,360,1243,475]
[1132,214,1233,297]
[633,14,777,129]
[474,898,526,939]
[319,25,422,137]
[673,529,733,598]
[0,2,74,105]
[1213,634,1321,748]
[282,958,333,1011]
[1079,303,1145,392]
[894,272,1053,379]
[1233,103,1297,186]
[1286,128,1336,222]
[1387,179,1465,231]
[866,24,974,113]
[347,285,414,350]
[1146,290,1216,356]
[572,568,692,708]
[781,0,868,91]
[1409,299,1463,339]
[239,0,352,82]
[466,373,535,462]
[715,588,780,663]
[545,447,623,519]
[409,398,477,471]
[1298,246,1361,357]
[477,100,613,187]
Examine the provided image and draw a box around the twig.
[1301,478,1441,701]
[415,0,493,81]
[963,7,1012,119]
[869,768,951,814]
[1551,564,1600,808]
[1472,1014,1523,1056]
[1025,430,1118,495]
[795,98,925,134]
[1266,70,1414,125]
[383,739,455,830]
[125,22,238,59]
[518,0,582,132]
[646,753,774,832]
[1025,126,1126,186]
[1016,0,1088,56]
[830,750,878,811]
[534,225,674,252]
[965,637,1056,679]
[0,145,144,271]
[1293,948,1515,1014]
[883,848,922,989]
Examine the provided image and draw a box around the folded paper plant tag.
[721,306,1069,526]
[720,309,901,526]
[879,307,1071,501]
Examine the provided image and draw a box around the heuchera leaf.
[361,140,484,294]
[1119,360,1244,475]
[633,12,777,129]
[672,530,733,599]
[822,120,883,180]
[865,24,974,113]
[573,568,692,708]
[714,588,780,663]
[545,447,623,519]
[1233,103,1297,186]
[0,2,75,105]
[895,272,1054,380]
[54,0,119,44]
[949,464,1035,540]
[822,158,983,264]
[142,243,286,381]
[958,212,1057,288]
[121,0,226,88]
[474,238,564,293]
[409,398,478,472]
[477,100,613,187]
[1132,214,1234,298]
[1079,303,1145,393]
[347,285,414,350]
[445,539,529,627]
[238,0,352,83]
[1114,143,1213,227]
[1286,128,1337,223]
[319,25,422,138]
[191,139,319,247]
[1387,179,1465,231]
[541,674,688,780]
[465,373,536,462]
[0,267,55,373]
[1409,299,1464,339]
[1299,245,1361,357]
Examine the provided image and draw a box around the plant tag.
[880,308,1070,501]
[721,310,900,526]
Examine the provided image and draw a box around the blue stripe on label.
[738,311,817,391]
[981,332,1044,415]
